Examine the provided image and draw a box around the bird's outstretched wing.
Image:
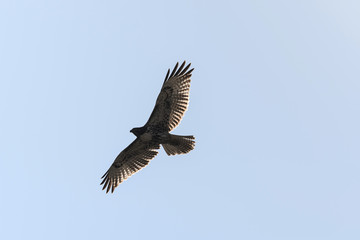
[145,61,194,132]
[101,138,160,193]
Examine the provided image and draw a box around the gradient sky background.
[1,1,359,239]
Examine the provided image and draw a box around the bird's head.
[130,127,144,137]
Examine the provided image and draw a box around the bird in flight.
[101,61,195,193]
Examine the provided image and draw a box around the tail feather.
[162,134,195,156]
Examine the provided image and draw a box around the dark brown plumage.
[101,61,195,193]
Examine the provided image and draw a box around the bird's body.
[101,61,195,193]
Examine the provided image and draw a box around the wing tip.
[164,61,194,82]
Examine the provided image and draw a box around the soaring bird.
[101,61,195,193]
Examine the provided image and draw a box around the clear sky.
[1,1,359,239]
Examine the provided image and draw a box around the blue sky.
[1,0,359,239]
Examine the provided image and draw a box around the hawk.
[101,61,195,193]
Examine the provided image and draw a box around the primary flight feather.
[101,61,195,193]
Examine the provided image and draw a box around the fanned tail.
[162,134,195,156]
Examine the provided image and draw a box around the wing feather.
[100,138,160,193]
[163,69,170,84]
[169,62,179,79]
[146,61,194,131]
